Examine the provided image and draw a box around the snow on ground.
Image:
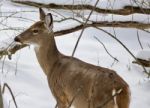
[0,0,150,108]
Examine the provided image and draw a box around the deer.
[14,8,130,108]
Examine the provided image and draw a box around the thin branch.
[71,0,100,56]
[0,44,27,59]
[0,27,24,31]
[0,10,36,14]
[15,53,20,75]
[0,15,36,22]
[137,30,143,49]
[12,0,150,15]
[55,103,58,108]
[0,85,3,108]
[1,55,6,73]
[2,83,18,108]
[67,88,81,108]
[97,89,122,108]
[1,41,15,74]
[141,29,150,34]
[0,21,149,33]
[54,17,83,24]
[94,36,119,62]
[94,27,150,76]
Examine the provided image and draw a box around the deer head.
[14,8,53,45]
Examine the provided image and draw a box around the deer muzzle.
[14,36,21,43]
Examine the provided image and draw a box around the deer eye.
[32,29,39,34]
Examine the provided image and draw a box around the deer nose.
[14,37,21,42]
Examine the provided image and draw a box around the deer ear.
[44,13,53,30]
[39,8,45,21]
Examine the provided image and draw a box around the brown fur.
[14,8,131,108]
[116,86,130,108]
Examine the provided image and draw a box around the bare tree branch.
[94,27,150,76]
[0,44,27,59]
[0,21,149,34]
[137,30,143,49]
[94,36,119,62]
[54,21,150,36]
[0,85,3,108]
[97,89,122,108]
[71,0,100,56]
[132,58,150,67]
[12,0,150,15]
[0,21,150,59]
[2,83,18,108]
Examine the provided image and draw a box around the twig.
[1,41,15,73]
[94,27,136,59]
[0,85,3,108]
[97,89,122,108]
[137,30,143,49]
[0,15,36,22]
[55,103,58,108]
[0,44,27,59]
[0,21,149,34]
[1,55,6,73]
[0,10,36,14]
[94,36,119,62]
[141,29,150,34]
[72,0,100,56]
[94,27,150,76]
[0,10,36,23]
[15,53,20,75]
[0,27,24,31]
[2,83,18,108]
[67,88,81,108]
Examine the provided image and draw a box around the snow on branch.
[12,0,150,15]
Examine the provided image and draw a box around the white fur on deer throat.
[34,44,40,52]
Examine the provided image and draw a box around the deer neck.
[34,33,59,76]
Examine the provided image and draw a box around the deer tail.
[116,86,131,108]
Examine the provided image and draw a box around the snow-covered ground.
[0,0,150,108]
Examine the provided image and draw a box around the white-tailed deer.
[14,8,130,108]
